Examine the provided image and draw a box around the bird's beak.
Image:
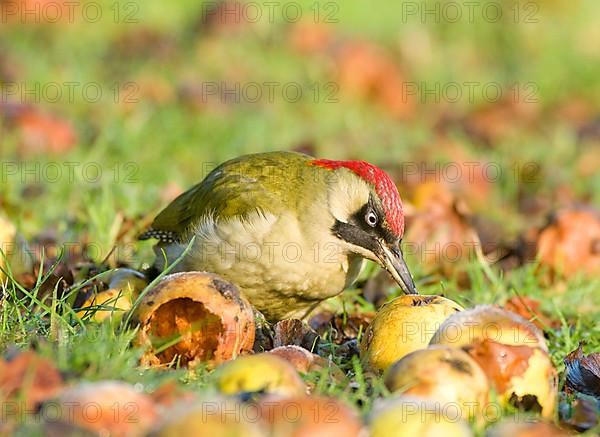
[377,242,418,295]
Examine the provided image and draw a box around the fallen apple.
[430,306,556,418]
[44,380,158,437]
[486,419,572,437]
[268,345,346,390]
[135,272,255,368]
[429,305,547,351]
[258,394,365,437]
[78,268,148,322]
[384,345,489,422]
[0,216,33,282]
[369,395,473,437]
[149,397,265,437]
[214,353,306,398]
[537,208,600,278]
[360,295,464,372]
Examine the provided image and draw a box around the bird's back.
[140,151,317,242]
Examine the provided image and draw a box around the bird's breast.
[156,210,358,318]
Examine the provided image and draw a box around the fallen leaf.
[2,0,75,24]
[44,381,158,437]
[288,21,333,54]
[1,103,77,155]
[564,345,600,399]
[196,0,253,34]
[309,311,374,344]
[461,98,540,146]
[272,319,319,351]
[0,350,64,409]
[404,182,484,281]
[268,345,346,391]
[537,208,600,278]
[333,40,414,119]
[559,393,599,432]
[150,381,197,408]
[503,296,557,330]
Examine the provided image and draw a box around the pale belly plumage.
[154,211,364,320]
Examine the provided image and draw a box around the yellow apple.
[360,295,464,372]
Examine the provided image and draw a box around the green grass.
[1,0,599,434]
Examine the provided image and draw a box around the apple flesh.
[135,272,255,369]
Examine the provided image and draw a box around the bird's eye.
[365,210,378,227]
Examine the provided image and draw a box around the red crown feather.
[310,159,405,236]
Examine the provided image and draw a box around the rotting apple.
[268,345,346,390]
[258,394,365,437]
[429,305,547,351]
[44,380,158,437]
[214,353,306,398]
[135,272,255,368]
[464,339,557,418]
[384,345,489,422]
[430,305,557,418]
[0,216,33,282]
[486,419,572,437]
[78,268,148,322]
[537,208,600,278]
[360,295,464,372]
[369,395,473,437]
[149,397,266,437]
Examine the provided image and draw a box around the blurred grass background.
[1,0,599,242]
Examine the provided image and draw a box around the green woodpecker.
[140,152,417,321]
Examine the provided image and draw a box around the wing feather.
[139,152,312,242]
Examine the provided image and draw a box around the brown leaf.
[559,394,599,432]
[111,28,176,61]
[45,381,158,437]
[334,40,414,119]
[268,345,346,391]
[196,1,253,34]
[1,103,77,155]
[461,98,540,146]
[272,319,319,351]
[150,381,197,408]
[308,311,374,344]
[537,208,600,278]
[361,269,396,308]
[565,345,600,399]
[503,296,557,330]
[404,182,484,281]
[2,0,75,24]
[0,350,64,409]
[288,21,333,55]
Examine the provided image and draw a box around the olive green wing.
[139,152,312,242]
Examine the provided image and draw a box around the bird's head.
[311,159,418,296]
